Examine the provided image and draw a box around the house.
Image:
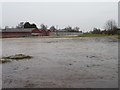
[2,28,32,38]
[31,29,40,36]
[40,29,51,36]
[50,30,83,36]
[0,28,82,38]
[1,28,51,38]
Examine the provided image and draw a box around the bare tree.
[105,20,117,31]
[104,20,118,34]
[73,27,80,32]
[16,22,24,29]
[5,26,9,29]
[40,24,47,30]
[49,26,56,31]
[64,26,73,32]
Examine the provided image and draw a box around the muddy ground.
[1,36,118,88]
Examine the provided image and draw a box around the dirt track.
[1,36,118,88]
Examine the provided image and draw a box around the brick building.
[1,28,51,38]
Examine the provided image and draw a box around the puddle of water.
[2,37,118,88]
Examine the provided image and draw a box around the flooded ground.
[1,36,118,88]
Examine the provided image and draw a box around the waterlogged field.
[1,36,118,88]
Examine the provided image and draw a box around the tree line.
[4,19,119,34]
[86,20,118,35]
[14,22,81,32]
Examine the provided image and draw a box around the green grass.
[78,34,118,37]
[77,34,120,41]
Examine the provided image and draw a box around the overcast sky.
[1,2,118,31]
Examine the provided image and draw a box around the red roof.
[32,29,40,33]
